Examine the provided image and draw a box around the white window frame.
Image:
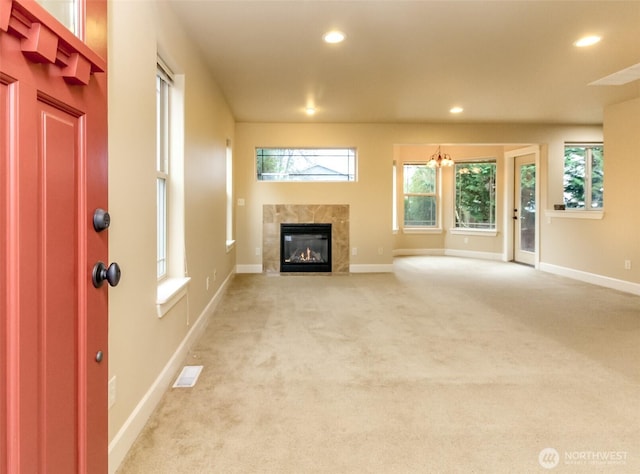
[226,139,235,251]
[402,162,441,232]
[392,160,398,232]
[156,62,171,280]
[453,160,497,232]
[156,57,189,317]
[256,148,356,182]
[563,142,604,211]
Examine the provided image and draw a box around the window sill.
[226,239,236,253]
[449,228,498,237]
[545,210,604,220]
[402,227,443,235]
[156,277,191,318]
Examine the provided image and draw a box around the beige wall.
[602,96,640,280]
[106,1,639,470]
[235,124,397,267]
[540,96,640,281]
[235,123,605,269]
[393,144,507,256]
[107,0,234,461]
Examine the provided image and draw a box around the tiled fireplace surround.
[263,204,350,273]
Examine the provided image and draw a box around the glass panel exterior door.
[519,163,536,252]
[514,156,536,265]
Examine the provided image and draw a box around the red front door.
[1,0,109,472]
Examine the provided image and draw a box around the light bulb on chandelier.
[427,145,454,168]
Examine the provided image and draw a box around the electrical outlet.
[352,247,358,256]
[378,247,384,255]
[255,247,261,256]
[108,376,116,409]
[624,260,632,270]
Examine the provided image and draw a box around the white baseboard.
[240,263,395,274]
[392,248,503,262]
[349,264,394,273]
[444,249,504,261]
[539,262,640,296]
[108,270,234,474]
[236,264,262,273]
[392,248,445,257]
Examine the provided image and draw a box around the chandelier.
[427,145,454,168]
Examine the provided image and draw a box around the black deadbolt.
[92,261,121,288]
[93,208,111,232]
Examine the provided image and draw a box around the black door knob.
[93,208,111,232]
[92,261,121,288]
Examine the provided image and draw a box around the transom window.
[564,143,604,210]
[36,0,80,36]
[256,148,356,182]
[454,161,496,229]
[403,163,437,227]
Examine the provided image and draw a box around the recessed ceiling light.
[305,106,316,116]
[450,106,464,114]
[323,30,345,44]
[574,35,601,47]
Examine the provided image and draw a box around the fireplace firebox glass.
[280,223,332,272]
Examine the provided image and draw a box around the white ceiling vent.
[590,63,640,86]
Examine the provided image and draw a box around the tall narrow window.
[454,161,496,229]
[226,139,234,249]
[156,62,173,279]
[564,143,604,210]
[155,61,187,316]
[403,163,437,228]
[392,160,398,231]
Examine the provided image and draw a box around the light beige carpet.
[117,256,640,473]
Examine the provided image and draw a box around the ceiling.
[167,0,640,125]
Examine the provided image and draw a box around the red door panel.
[40,101,81,472]
[1,0,108,472]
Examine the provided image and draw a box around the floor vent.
[173,365,203,388]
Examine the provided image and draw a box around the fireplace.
[280,223,332,272]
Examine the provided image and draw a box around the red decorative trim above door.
[0,0,105,84]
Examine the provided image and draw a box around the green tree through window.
[564,144,603,209]
[403,164,437,227]
[455,162,496,229]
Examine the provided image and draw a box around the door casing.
[503,146,540,267]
